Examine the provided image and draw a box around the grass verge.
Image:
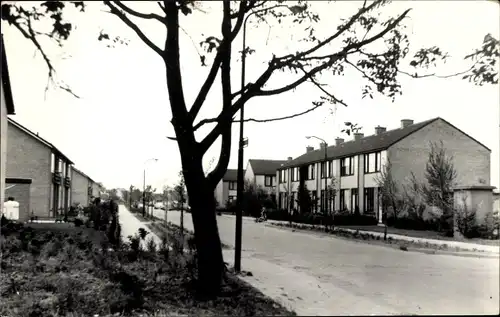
[268,221,498,256]
[1,220,294,317]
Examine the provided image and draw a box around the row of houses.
[1,35,104,221]
[216,117,497,224]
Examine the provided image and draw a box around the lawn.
[337,225,500,246]
[0,220,294,317]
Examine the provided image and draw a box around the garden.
[0,201,295,317]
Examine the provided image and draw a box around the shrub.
[146,237,157,252]
[333,214,378,226]
[267,209,290,222]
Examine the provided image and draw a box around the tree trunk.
[188,182,224,296]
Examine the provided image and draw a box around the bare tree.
[2,0,498,294]
[174,170,187,249]
[420,141,457,234]
[374,158,399,240]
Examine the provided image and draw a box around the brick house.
[71,167,101,206]
[214,169,243,208]
[277,117,491,223]
[1,34,16,216]
[6,118,74,220]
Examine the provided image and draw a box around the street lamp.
[306,136,329,221]
[143,158,158,218]
[235,4,307,273]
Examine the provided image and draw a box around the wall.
[244,162,255,184]
[6,123,52,217]
[0,83,7,214]
[388,118,491,192]
[5,180,30,221]
[91,182,101,198]
[71,169,89,206]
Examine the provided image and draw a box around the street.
[150,208,499,315]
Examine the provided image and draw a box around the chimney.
[287,157,293,161]
[375,126,387,135]
[353,133,364,141]
[401,119,414,129]
[319,142,327,150]
[335,138,344,146]
[306,146,314,153]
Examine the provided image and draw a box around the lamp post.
[143,158,158,218]
[306,136,329,220]
[235,4,305,274]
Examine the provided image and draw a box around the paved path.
[118,205,161,249]
[145,208,499,315]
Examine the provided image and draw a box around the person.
[261,206,267,221]
[4,197,20,221]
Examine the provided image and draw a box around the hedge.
[266,210,378,226]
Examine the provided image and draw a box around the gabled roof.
[223,169,243,182]
[1,34,15,115]
[72,166,95,183]
[280,117,490,169]
[8,118,74,164]
[248,159,288,176]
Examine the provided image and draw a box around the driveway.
[151,208,499,315]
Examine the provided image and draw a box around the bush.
[266,209,290,222]
[386,216,439,231]
[333,214,378,226]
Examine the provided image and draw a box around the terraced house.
[5,118,74,220]
[215,169,242,208]
[244,159,288,195]
[71,167,103,206]
[277,117,491,223]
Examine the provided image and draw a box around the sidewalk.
[118,204,162,249]
[266,219,500,254]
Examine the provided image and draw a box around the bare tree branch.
[11,9,79,99]
[206,1,233,188]
[198,8,411,153]
[398,65,476,79]
[104,1,163,56]
[188,0,246,123]
[112,1,165,23]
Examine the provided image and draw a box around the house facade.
[214,169,241,208]
[244,159,287,198]
[6,118,74,220]
[1,35,16,217]
[71,167,101,206]
[277,117,491,223]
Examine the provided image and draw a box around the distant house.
[1,34,16,216]
[244,159,288,197]
[277,117,491,223]
[6,118,74,220]
[71,167,102,206]
[214,169,243,208]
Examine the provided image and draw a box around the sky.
[2,0,499,191]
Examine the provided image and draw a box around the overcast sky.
[2,1,499,191]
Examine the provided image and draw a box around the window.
[364,188,375,213]
[341,157,354,176]
[265,176,274,187]
[57,159,63,173]
[328,188,335,212]
[228,196,236,203]
[340,189,347,210]
[279,170,284,183]
[321,162,327,178]
[291,167,299,182]
[351,189,359,213]
[328,160,333,178]
[51,153,55,173]
[66,165,71,179]
[228,181,236,190]
[311,191,318,212]
[307,164,315,180]
[364,152,382,173]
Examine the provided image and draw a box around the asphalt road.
[151,208,499,315]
